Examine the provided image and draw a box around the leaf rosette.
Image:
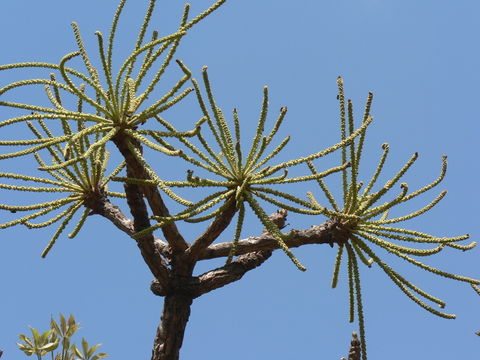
[0,119,125,257]
[0,0,226,171]
[306,77,479,360]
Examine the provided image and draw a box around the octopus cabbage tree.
[0,1,478,360]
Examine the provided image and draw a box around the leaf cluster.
[306,77,478,360]
[0,0,225,168]
[0,119,125,257]
[17,314,107,360]
[0,0,226,256]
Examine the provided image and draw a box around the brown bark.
[85,191,172,258]
[83,189,135,235]
[152,293,193,360]
[196,217,350,260]
[112,133,188,253]
[341,332,361,360]
[184,201,237,261]
[195,250,272,297]
[112,134,172,286]
[149,250,273,360]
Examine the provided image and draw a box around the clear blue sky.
[1,0,479,359]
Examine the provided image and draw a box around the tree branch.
[184,200,237,261]
[194,250,272,297]
[123,179,170,285]
[108,134,176,285]
[196,217,349,260]
[150,210,287,298]
[85,193,171,258]
[113,134,189,253]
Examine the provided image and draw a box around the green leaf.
[81,338,89,358]
[73,345,84,359]
[62,337,71,352]
[30,327,41,344]
[39,329,53,345]
[18,333,34,346]
[66,314,79,337]
[60,314,67,334]
[17,343,34,355]
[50,317,61,335]
[87,343,101,358]
[91,353,109,360]
[39,341,59,352]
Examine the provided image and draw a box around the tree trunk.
[151,293,193,360]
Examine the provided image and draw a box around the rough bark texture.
[152,293,193,360]
[195,250,272,297]
[196,216,350,260]
[112,134,188,253]
[112,135,171,285]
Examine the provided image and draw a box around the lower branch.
[195,250,272,297]
[146,211,351,359]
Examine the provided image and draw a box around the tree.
[1,1,478,359]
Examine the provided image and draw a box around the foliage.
[17,314,107,360]
[0,0,225,167]
[0,121,125,257]
[0,0,224,256]
[304,77,479,359]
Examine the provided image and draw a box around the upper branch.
[110,134,177,284]
[184,200,237,261]
[123,177,170,284]
[113,133,188,252]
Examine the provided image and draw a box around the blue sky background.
[0,0,479,359]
